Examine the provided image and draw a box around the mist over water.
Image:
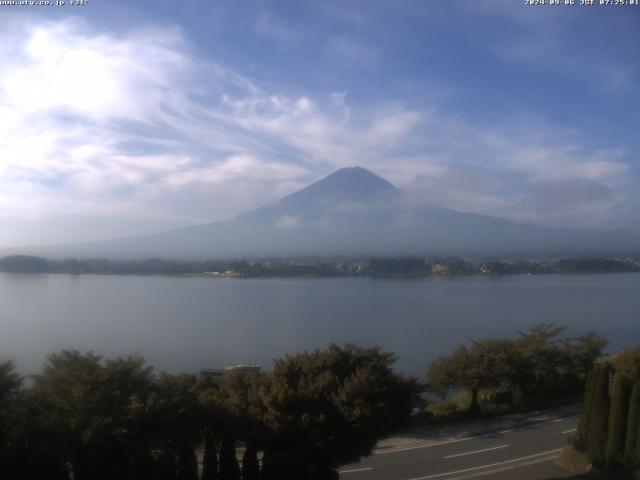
[1,272,639,377]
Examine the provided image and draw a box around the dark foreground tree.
[177,443,199,480]
[241,442,261,480]
[147,373,202,480]
[27,351,155,480]
[219,436,241,480]
[605,372,631,465]
[587,364,611,467]
[258,344,420,477]
[577,369,596,447]
[155,449,178,480]
[201,432,219,480]
[0,360,22,437]
[624,380,640,467]
[0,360,25,479]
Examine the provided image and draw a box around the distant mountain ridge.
[5,166,640,259]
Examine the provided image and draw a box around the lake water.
[1,273,639,377]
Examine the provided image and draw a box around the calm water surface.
[1,273,639,376]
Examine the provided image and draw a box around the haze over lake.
[2,272,639,377]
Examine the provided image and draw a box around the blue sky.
[1,0,639,247]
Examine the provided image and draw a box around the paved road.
[339,405,582,480]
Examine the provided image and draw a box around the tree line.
[573,346,640,472]
[2,254,639,277]
[427,325,608,413]
[0,326,614,479]
[0,345,419,480]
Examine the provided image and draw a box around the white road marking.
[443,444,508,459]
[339,467,373,474]
[438,454,559,480]
[410,448,563,480]
[562,428,577,434]
[375,436,474,455]
[374,415,578,456]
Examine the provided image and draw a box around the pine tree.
[202,432,219,480]
[241,442,261,480]
[219,437,241,480]
[605,373,631,465]
[587,364,611,467]
[624,380,640,467]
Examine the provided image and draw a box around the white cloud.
[3,21,189,122]
[0,17,637,246]
[0,19,321,238]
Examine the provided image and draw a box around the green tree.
[0,360,25,479]
[219,436,241,480]
[624,380,640,467]
[201,432,219,480]
[577,369,596,449]
[427,345,469,396]
[587,364,611,467]
[428,340,520,413]
[258,344,420,477]
[559,332,608,394]
[176,443,199,480]
[636,424,640,470]
[0,360,22,440]
[145,373,202,480]
[515,324,566,399]
[199,370,267,480]
[428,325,606,411]
[241,442,260,480]
[28,351,155,480]
[605,372,631,465]
[612,346,640,381]
[155,449,178,480]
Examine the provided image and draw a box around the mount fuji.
[11,167,640,259]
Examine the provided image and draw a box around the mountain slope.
[9,167,640,259]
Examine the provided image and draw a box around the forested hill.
[0,255,50,273]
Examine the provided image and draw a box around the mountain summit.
[9,167,639,259]
[280,166,400,207]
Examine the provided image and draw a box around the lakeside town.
[1,254,639,278]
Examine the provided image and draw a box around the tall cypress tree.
[635,420,640,468]
[155,449,178,480]
[605,373,631,466]
[202,432,219,480]
[578,369,596,448]
[587,364,611,467]
[625,380,640,467]
[176,444,199,480]
[241,442,261,480]
[219,437,241,480]
[260,449,277,480]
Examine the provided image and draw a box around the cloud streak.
[0,15,637,247]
